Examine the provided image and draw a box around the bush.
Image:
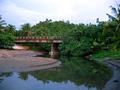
[0,33,15,49]
[60,24,97,57]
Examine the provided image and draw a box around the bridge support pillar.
[49,43,59,58]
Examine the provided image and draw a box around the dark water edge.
[102,61,120,90]
[0,56,116,90]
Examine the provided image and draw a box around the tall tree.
[106,4,120,39]
[105,3,120,50]
[0,15,6,32]
[5,24,16,35]
[20,23,32,36]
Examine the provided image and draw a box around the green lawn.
[91,50,120,61]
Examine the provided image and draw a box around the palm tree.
[5,24,16,34]
[20,23,32,36]
[106,3,120,50]
[106,4,120,37]
[0,15,6,32]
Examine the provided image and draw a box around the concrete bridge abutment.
[49,43,60,58]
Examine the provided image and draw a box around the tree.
[106,4,120,39]
[5,24,16,35]
[106,3,120,50]
[0,15,15,49]
[0,33,15,48]
[60,24,100,57]
[0,15,6,32]
[20,23,32,36]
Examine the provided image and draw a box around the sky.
[0,0,117,29]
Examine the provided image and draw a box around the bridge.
[15,37,62,58]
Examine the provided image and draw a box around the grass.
[91,50,120,61]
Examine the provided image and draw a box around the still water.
[0,57,113,90]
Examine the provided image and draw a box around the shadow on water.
[33,52,60,59]
[0,57,113,90]
[34,54,49,58]
[33,51,50,58]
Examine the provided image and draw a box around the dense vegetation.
[0,4,120,59]
[0,15,15,49]
[60,5,120,58]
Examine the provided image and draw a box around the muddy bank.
[0,50,61,72]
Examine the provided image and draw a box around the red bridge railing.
[16,36,62,40]
[15,36,62,43]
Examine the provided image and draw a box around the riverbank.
[104,59,120,68]
[90,50,120,68]
[92,51,120,90]
[0,50,61,72]
[91,50,120,61]
[103,59,120,90]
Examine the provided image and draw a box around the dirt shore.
[0,50,61,72]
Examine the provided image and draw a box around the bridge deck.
[15,37,62,43]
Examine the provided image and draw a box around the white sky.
[0,0,118,29]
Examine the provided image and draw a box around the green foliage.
[31,43,51,51]
[16,19,75,37]
[92,50,120,61]
[0,15,6,31]
[60,4,120,58]
[105,4,120,50]
[0,15,16,49]
[0,32,15,48]
[60,24,100,56]
[5,24,16,35]
[16,23,32,36]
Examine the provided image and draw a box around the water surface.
[0,57,113,90]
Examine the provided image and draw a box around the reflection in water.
[18,72,29,80]
[0,57,112,90]
[0,73,12,83]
